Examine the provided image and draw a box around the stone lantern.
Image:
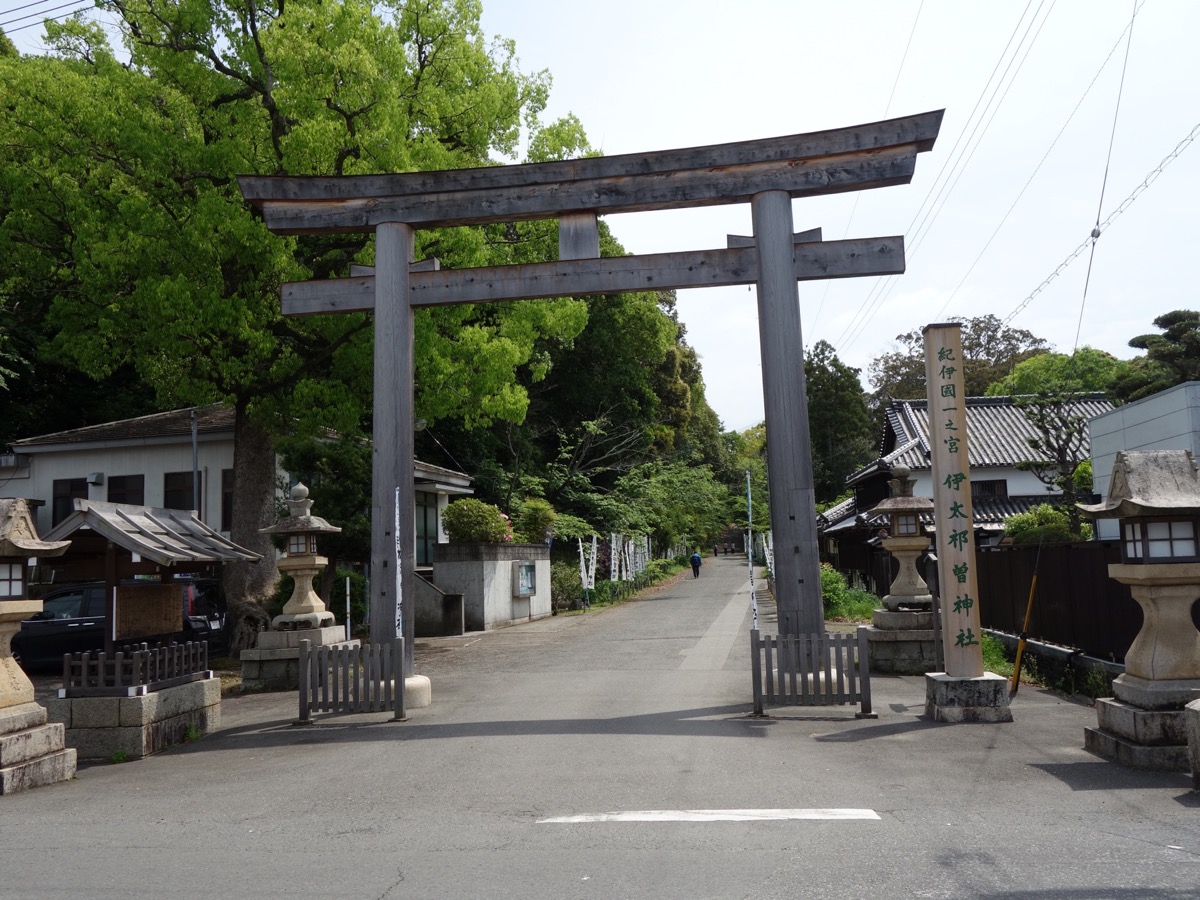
[862,466,938,674]
[1080,449,1200,770]
[0,498,76,793]
[867,465,935,611]
[260,483,341,630]
[241,483,355,691]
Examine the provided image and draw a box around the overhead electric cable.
[1073,0,1137,351]
[0,0,88,28]
[3,3,91,33]
[931,2,1143,320]
[1002,120,1200,327]
[812,0,924,341]
[837,0,1052,352]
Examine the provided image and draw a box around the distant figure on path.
[690,551,703,577]
[713,544,720,557]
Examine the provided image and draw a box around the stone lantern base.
[865,608,938,675]
[240,625,357,692]
[2,603,76,794]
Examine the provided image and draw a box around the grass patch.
[824,588,879,622]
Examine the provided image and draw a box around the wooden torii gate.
[239,110,943,674]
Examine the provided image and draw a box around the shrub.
[820,563,879,621]
[550,560,582,609]
[514,498,556,543]
[1004,503,1092,544]
[442,498,513,543]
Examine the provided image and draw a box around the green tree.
[1013,393,1094,537]
[985,347,1132,397]
[805,340,875,502]
[1112,310,1200,402]
[0,0,590,648]
[868,314,1050,408]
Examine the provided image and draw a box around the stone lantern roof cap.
[0,498,71,558]
[865,465,934,518]
[1080,449,1200,519]
[259,483,342,535]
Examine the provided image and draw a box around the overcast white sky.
[477,0,1199,430]
[8,1,1198,433]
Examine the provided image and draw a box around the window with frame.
[0,562,23,598]
[52,478,87,526]
[164,471,201,514]
[107,474,145,506]
[972,479,1008,500]
[1123,518,1199,562]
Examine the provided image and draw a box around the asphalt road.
[3,554,1199,899]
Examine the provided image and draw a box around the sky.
[6,1,1199,433]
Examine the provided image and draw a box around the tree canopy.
[985,346,1132,397]
[805,340,875,502]
[1112,310,1200,403]
[868,314,1050,408]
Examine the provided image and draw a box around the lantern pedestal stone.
[925,671,1013,723]
[1083,563,1200,772]
[0,499,76,794]
[865,534,938,675]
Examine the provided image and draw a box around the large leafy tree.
[985,346,1132,397]
[805,340,875,502]
[868,314,1051,409]
[0,0,591,648]
[1112,310,1200,403]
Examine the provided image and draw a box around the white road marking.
[537,808,880,823]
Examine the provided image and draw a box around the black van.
[11,579,226,670]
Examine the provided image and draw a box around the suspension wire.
[934,1,1142,321]
[0,0,88,28]
[1003,120,1200,327]
[2,1,91,33]
[838,0,1050,352]
[811,0,924,341]
[1073,0,1137,350]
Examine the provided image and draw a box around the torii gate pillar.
[752,191,824,637]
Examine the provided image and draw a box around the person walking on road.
[690,550,703,578]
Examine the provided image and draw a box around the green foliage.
[805,341,875,503]
[819,563,880,620]
[442,498,513,543]
[980,633,1013,677]
[1004,503,1092,543]
[550,560,581,609]
[869,314,1050,407]
[1012,394,1095,536]
[1113,310,1200,402]
[513,497,556,543]
[109,750,128,764]
[985,347,1131,397]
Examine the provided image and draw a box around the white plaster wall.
[910,466,1050,500]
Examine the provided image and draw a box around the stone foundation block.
[254,628,352,651]
[1186,699,1200,790]
[1095,697,1186,746]
[0,748,77,795]
[0,702,48,734]
[1085,726,1190,772]
[925,671,1014,723]
[0,722,66,767]
[872,609,934,630]
[68,697,121,730]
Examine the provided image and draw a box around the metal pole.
[746,469,758,631]
[191,409,199,515]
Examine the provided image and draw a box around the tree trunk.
[223,403,281,656]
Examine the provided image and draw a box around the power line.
[931,1,1144,322]
[1,0,89,28]
[1002,121,1200,327]
[1073,0,1137,351]
[2,1,93,33]
[836,0,1051,353]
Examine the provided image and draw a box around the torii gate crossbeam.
[239,110,943,673]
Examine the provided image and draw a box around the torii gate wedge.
[239,110,942,667]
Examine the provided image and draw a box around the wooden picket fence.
[296,638,405,724]
[62,641,211,698]
[751,627,875,718]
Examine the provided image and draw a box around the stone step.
[0,722,67,767]
[0,748,77,795]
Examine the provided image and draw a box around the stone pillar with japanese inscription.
[921,324,1012,723]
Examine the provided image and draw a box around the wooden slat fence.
[62,641,211,697]
[751,627,875,718]
[297,639,405,724]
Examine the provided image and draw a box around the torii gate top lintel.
[238,109,944,234]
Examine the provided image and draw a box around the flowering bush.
[442,498,514,543]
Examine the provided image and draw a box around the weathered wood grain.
[254,146,920,233]
[278,237,905,316]
[727,227,822,248]
[238,110,943,203]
